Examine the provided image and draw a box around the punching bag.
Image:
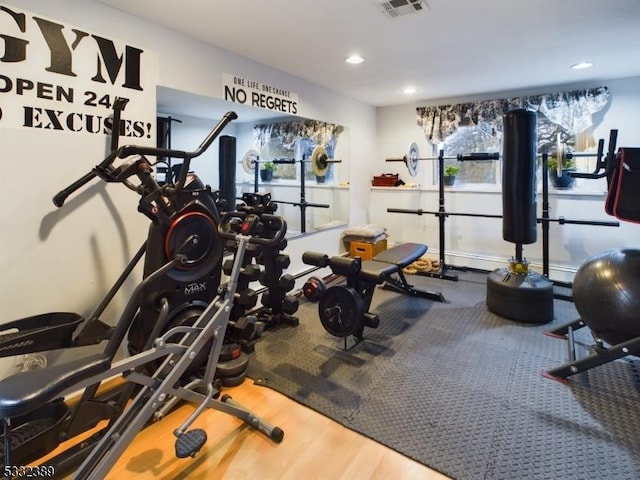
[502,109,538,245]
[486,108,553,324]
[219,135,237,212]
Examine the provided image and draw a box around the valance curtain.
[253,119,344,150]
[416,87,610,150]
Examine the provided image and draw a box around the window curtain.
[416,86,610,150]
[253,119,344,150]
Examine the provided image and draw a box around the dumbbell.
[274,254,291,270]
[231,315,264,340]
[282,295,299,315]
[235,288,258,309]
[278,273,295,292]
[223,260,261,282]
[302,276,327,302]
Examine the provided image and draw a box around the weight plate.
[242,149,259,174]
[303,276,327,302]
[555,133,563,176]
[318,285,364,337]
[406,142,420,177]
[218,370,247,387]
[216,352,250,377]
[311,146,330,177]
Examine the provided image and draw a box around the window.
[437,123,502,186]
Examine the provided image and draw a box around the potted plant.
[547,156,576,189]
[260,161,274,182]
[443,164,460,186]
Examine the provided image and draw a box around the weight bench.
[303,242,445,347]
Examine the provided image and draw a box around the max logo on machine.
[184,282,207,296]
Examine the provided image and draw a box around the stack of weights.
[486,109,554,324]
[238,192,299,327]
[219,223,264,386]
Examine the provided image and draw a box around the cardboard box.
[349,238,388,260]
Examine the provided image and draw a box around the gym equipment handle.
[272,158,296,164]
[116,111,238,161]
[457,152,500,161]
[218,212,287,246]
[52,112,238,207]
[53,171,99,207]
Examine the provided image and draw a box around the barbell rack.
[386,136,620,286]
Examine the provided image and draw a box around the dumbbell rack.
[236,193,300,328]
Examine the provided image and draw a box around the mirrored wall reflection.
[156,86,350,237]
[236,117,348,236]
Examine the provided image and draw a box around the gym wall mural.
[0,4,158,139]
[416,87,611,186]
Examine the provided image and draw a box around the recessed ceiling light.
[403,86,417,95]
[571,62,594,70]
[345,54,364,65]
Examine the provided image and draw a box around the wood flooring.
[41,379,450,479]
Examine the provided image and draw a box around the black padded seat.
[373,243,427,267]
[359,260,399,284]
[0,353,110,418]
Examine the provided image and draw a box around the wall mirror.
[156,86,349,236]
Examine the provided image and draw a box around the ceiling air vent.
[375,0,428,19]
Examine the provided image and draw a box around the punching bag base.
[486,268,554,324]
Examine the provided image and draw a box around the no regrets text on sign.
[223,73,298,115]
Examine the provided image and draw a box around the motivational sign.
[223,73,298,114]
[0,5,158,137]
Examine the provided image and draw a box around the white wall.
[0,0,376,378]
[374,76,640,280]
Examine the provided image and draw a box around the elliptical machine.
[0,111,269,476]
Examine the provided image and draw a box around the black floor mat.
[247,272,640,480]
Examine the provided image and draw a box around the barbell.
[241,146,341,177]
[550,133,606,176]
[388,136,602,177]
[386,208,620,227]
[386,142,500,177]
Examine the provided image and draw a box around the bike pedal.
[175,428,207,458]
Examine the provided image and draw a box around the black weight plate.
[219,370,247,387]
[318,286,364,337]
[216,352,250,377]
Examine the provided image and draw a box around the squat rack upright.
[387,131,620,288]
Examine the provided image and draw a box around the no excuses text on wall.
[0,4,158,138]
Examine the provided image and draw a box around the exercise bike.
[0,111,275,477]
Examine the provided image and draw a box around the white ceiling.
[98,0,640,108]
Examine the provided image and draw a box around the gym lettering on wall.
[0,5,158,137]
[223,73,299,115]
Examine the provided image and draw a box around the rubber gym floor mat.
[246,271,640,480]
